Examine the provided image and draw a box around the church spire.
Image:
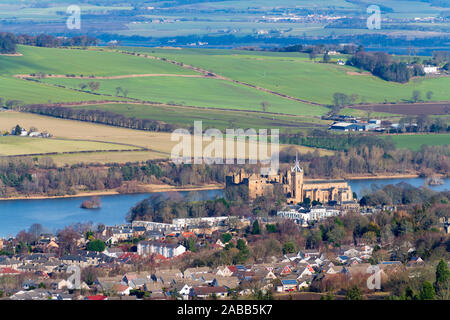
[291,151,302,173]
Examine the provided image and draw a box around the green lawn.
[40,77,328,116]
[386,134,450,151]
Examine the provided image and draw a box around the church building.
[226,155,354,205]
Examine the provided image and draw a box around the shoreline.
[344,173,421,180]
[0,184,224,201]
[0,173,446,201]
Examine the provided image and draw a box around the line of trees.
[272,43,359,55]
[280,130,396,151]
[347,51,424,83]
[0,32,99,52]
[279,139,449,178]
[0,158,232,198]
[1,140,448,198]
[12,103,177,133]
[16,34,99,48]
[393,115,449,133]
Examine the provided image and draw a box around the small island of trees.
[80,197,102,209]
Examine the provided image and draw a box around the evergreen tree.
[86,239,106,252]
[283,241,296,254]
[221,233,232,243]
[345,286,363,300]
[419,281,435,300]
[252,220,261,235]
[434,259,450,299]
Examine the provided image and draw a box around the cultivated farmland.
[127,47,450,106]
[0,136,136,156]
[0,76,119,104]
[0,45,196,76]
[40,77,326,116]
[0,111,331,165]
[68,103,330,133]
[1,45,449,166]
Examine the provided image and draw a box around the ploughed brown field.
[351,102,450,115]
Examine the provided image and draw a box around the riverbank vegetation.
[281,143,449,179]
[0,137,448,199]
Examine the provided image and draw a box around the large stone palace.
[226,156,354,205]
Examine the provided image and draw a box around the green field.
[40,77,327,116]
[129,47,450,105]
[0,76,121,104]
[0,45,196,77]
[0,136,137,156]
[386,134,450,151]
[69,103,330,133]
[4,45,450,117]
[0,45,449,164]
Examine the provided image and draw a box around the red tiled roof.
[182,232,196,238]
[228,266,237,273]
[119,252,140,261]
[87,295,107,300]
[0,267,20,274]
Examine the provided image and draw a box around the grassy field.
[128,47,450,105]
[0,111,173,153]
[1,45,448,165]
[4,45,450,117]
[0,45,196,77]
[68,103,330,133]
[2,46,330,116]
[0,76,122,104]
[386,134,450,151]
[40,77,327,116]
[0,111,332,165]
[0,136,136,156]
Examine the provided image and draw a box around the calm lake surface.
[0,178,448,238]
